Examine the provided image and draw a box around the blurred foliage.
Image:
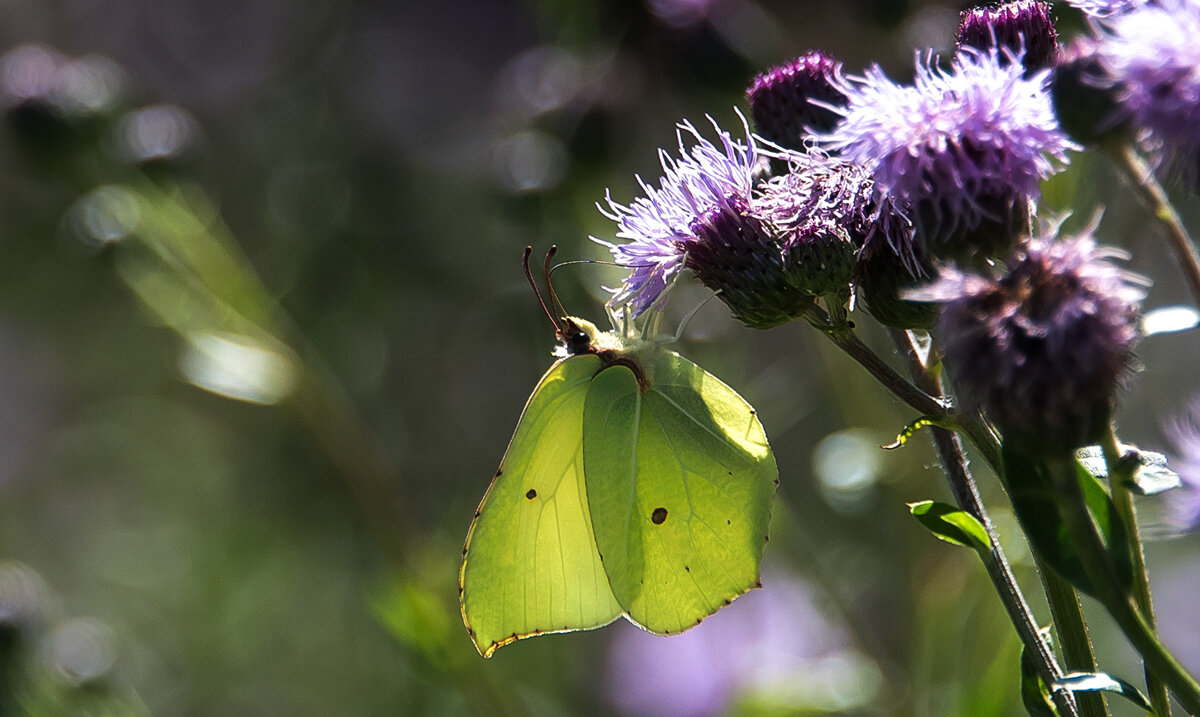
[0,1,1198,716]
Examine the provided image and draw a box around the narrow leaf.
[907,501,990,557]
[884,415,951,450]
[1003,444,1134,598]
[1054,672,1152,712]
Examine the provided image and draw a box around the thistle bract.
[912,232,1145,456]
[956,0,1059,75]
[747,51,847,152]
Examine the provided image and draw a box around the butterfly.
[459,247,777,657]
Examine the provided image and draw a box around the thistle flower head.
[815,48,1075,261]
[1093,0,1200,183]
[912,231,1146,456]
[596,115,760,317]
[957,1,1060,75]
[747,51,847,151]
[1066,0,1146,17]
[1165,400,1200,531]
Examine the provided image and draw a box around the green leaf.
[1003,444,1134,598]
[1055,672,1153,712]
[883,415,951,450]
[907,500,991,558]
[1075,445,1180,496]
[1021,638,1062,717]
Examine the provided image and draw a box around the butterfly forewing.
[459,355,622,657]
[582,348,777,635]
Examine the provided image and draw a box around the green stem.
[1047,459,1200,714]
[1107,143,1200,308]
[1042,570,1110,717]
[804,305,945,417]
[887,330,1079,717]
[1100,430,1173,717]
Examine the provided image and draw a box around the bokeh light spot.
[180,332,297,405]
[814,429,883,515]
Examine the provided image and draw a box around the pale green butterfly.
[459,247,778,657]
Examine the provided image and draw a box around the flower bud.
[747,51,847,152]
[957,1,1060,75]
[684,196,813,329]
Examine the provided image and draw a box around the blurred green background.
[1,1,1199,715]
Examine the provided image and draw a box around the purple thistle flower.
[596,115,760,317]
[1066,0,1146,17]
[911,230,1146,456]
[957,1,1060,75]
[1165,399,1200,531]
[815,48,1075,261]
[1093,0,1200,184]
[747,51,847,151]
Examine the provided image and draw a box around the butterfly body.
[460,317,777,657]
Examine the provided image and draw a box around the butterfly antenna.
[522,245,562,334]
[542,245,568,323]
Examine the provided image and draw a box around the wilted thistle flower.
[1165,400,1200,531]
[747,51,847,152]
[911,232,1145,457]
[816,48,1074,263]
[957,0,1060,75]
[1092,0,1200,184]
[596,115,813,328]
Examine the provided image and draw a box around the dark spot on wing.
[651,507,668,524]
[726,519,731,525]
[474,509,481,518]
[495,469,503,477]
[525,488,537,500]
[722,599,731,606]
[755,580,763,589]
[695,618,702,625]
[684,565,690,572]
[749,409,756,415]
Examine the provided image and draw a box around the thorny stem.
[885,329,1079,717]
[1101,428,1172,717]
[1109,144,1200,309]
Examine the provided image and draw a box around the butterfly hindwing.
[459,354,622,657]
[582,348,777,635]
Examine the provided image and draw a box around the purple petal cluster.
[816,48,1074,257]
[1093,0,1200,183]
[911,231,1146,455]
[1066,0,1147,17]
[596,116,759,316]
[1165,399,1200,531]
